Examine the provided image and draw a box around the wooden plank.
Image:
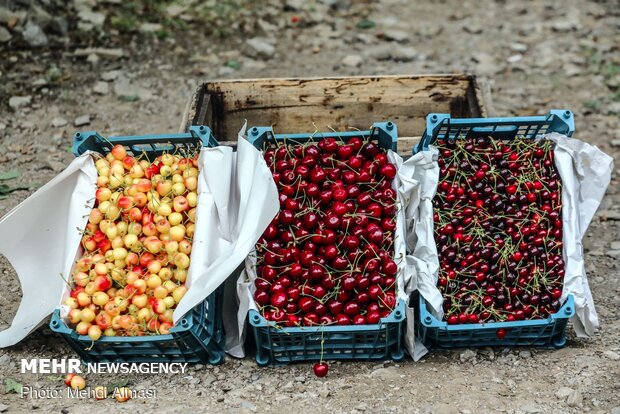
[190,75,484,140]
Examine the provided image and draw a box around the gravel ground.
[0,0,619,413]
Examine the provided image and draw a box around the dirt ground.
[0,0,619,413]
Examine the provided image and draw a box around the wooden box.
[180,74,492,156]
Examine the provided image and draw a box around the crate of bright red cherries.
[49,126,226,364]
[412,110,584,349]
[243,122,408,367]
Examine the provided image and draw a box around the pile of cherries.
[434,136,565,325]
[254,137,399,327]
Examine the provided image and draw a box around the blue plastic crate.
[250,300,406,366]
[247,121,398,152]
[73,125,218,159]
[413,109,575,153]
[51,126,225,364]
[417,294,575,349]
[247,122,405,366]
[50,286,225,364]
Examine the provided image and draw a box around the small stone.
[245,37,276,59]
[74,115,90,127]
[518,350,531,358]
[240,400,257,412]
[217,396,225,402]
[461,410,472,414]
[392,46,417,62]
[74,48,124,59]
[0,123,6,130]
[0,354,10,365]
[166,4,185,17]
[101,70,122,81]
[606,250,620,257]
[294,376,305,383]
[555,387,573,400]
[610,241,620,250]
[365,45,392,60]
[22,23,47,47]
[610,406,620,414]
[597,210,620,220]
[603,350,620,360]
[78,9,106,27]
[0,26,11,43]
[51,117,68,127]
[284,0,305,10]
[510,42,528,52]
[93,81,109,95]
[342,54,363,67]
[0,404,7,413]
[9,96,31,110]
[87,53,100,65]
[460,349,477,362]
[383,29,409,43]
[567,389,583,407]
[140,23,163,33]
[355,403,368,411]
[507,54,523,63]
[317,387,330,398]
[520,403,543,413]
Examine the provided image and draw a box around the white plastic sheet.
[408,134,613,357]
[0,155,97,346]
[232,148,418,358]
[0,137,279,349]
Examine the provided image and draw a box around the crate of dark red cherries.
[246,122,407,367]
[414,110,577,349]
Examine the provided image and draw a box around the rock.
[113,77,153,101]
[507,54,523,63]
[0,123,6,130]
[165,4,185,17]
[0,403,7,413]
[74,48,124,59]
[9,96,32,110]
[365,45,392,61]
[597,210,620,220]
[552,18,580,32]
[370,366,399,379]
[606,250,620,257]
[510,42,528,52]
[567,389,582,407]
[78,9,106,27]
[342,54,363,67]
[294,376,305,383]
[51,117,68,128]
[610,241,620,250]
[0,26,11,43]
[520,403,543,413]
[383,29,409,43]
[86,53,99,65]
[555,386,573,400]
[48,16,69,36]
[93,81,109,95]
[239,400,257,412]
[285,0,305,10]
[603,350,620,360]
[392,46,417,62]
[610,140,620,148]
[610,406,620,414]
[0,354,10,365]
[245,37,276,59]
[607,102,620,115]
[460,349,477,362]
[22,23,48,47]
[355,403,368,411]
[140,23,163,33]
[74,115,91,127]
[101,70,122,81]
[518,350,531,358]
